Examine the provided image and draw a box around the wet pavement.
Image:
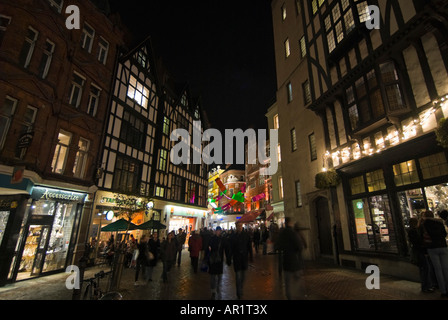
[0,250,444,301]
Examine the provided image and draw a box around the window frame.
[80,22,95,53]
[20,26,39,68]
[290,128,297,152]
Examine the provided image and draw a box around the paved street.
[0,250,444,301]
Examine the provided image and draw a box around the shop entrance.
[17,222,52,281]
[315,197,333,256]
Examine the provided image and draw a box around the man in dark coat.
[175,228,187,266]
[277,217,306,299]
[207,226,227,300]
[227,222,253,299]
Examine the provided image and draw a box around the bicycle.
[82,270,122,300]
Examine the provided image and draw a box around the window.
[0,15,11,45]
[279,177,284,199]
[346,63,402,131]
[68,73,85,108]
[158,149,168,171]
[295,180,302,207]
[419,153,448,180]
[162,116,170,135]
[300,36,307,57]
[87,85,101,116]
[285,38,291,58]
[120,110,146,149]
[325,0,360,53]
[48,0,63,13]
[97,37,109,65]
[350,175,366,195]
[303,80,311,105]
[290,128,297,151]
[309,133,317,161]
[312,0,326,15]
[287,82,293,103]
[380,62,404,112]
[273,114,279,130]
[127,75,149,108]
[137,51,147,68]
[113,156,141,193]
[80,22,95,53]
[19,27,38,68]
[172,176,184,201]
[155,186,165,197]
[51,130,72,174]
[73,138,90,179]
[277,143,282,162]
[38,40,55,79]
[281,3,287,20]
[366,169,386,192]
[0,96,17,149]
[393,160,419,187]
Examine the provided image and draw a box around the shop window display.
[352,195,398,253]
[0,210,10,246]
[42,202,77,273]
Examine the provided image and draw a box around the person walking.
[253,227,261,254]
[161,231,177,283]
[407,217,436,292]
[261,225,269,255]
[134,235,150,285]
[188,230,203,273]
[175,228,187,266]
[207,226,227,300]
[227,222,253,299]
[277,217,306,300]
[419,210,448,298]
[146,232,160,282]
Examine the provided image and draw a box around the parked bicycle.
[82,270,122,300]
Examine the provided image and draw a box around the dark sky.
[108,0,277,133]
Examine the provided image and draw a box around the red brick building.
[0,0,125,285]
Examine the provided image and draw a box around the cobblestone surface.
[0,250,443,301]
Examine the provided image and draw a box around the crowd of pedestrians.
[407,210,448,298]
[119,220,307,300]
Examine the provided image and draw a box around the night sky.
[108,0,277,133]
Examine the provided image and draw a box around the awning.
[101,218,138,232]
[135,219,167,230]
[238,209,265,223]
[266,211,274,221]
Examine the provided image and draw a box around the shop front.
[338,134,448,279]
[166,205,207,242]
[89,191,146,259]
[3,186,87,283]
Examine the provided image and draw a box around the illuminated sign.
[167,205,206,217]
[32,187,86,203]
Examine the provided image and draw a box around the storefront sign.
[32,187,86,203]
[167,205,206,218]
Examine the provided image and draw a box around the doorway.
[315,197,333,256]
[17,224,52,281]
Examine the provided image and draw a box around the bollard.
[72,256,87,300]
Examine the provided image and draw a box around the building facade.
[0,0,124,286]
[272,0,448,279]
[91,37,209,248]
[265,100,285,226]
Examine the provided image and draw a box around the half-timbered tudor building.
[272,0,448,279]
[92,37,209,245]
